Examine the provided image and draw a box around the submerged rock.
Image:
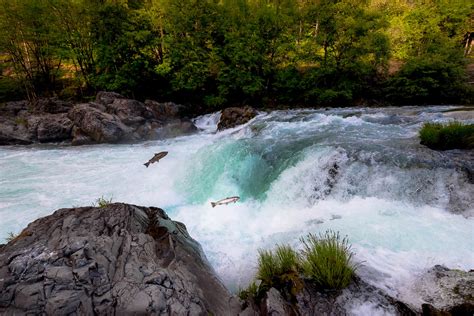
[218,106,258,130]
[0,203,240,315]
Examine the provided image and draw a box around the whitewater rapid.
[0,106,473,312]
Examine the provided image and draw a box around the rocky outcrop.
[0,92,198,146]
[68,104,135,144]
[218,106,258,130]
[0,203,240,315]
[414,265,474,315]
[241,279,417,316]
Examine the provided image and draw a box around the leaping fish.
[211,196,240,208]
[144,151,168,168]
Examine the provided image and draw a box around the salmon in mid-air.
[144,151,168,168]
[211,196,240,207]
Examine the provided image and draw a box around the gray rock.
[154,119,198,139]
[32,98,73,114]
[413,265,474,311]
[264,288,295,315]
[0,203,240,315]
[107,98,155,124]
[95,91,125,105]
[68,104,135,144]
[145,100,183,120]
[27,113,73,143]
[218,106,258,130]
[0,117,33,145]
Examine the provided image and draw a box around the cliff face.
[0,203,240,315]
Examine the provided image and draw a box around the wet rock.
[95,91,125,105]
[413,265,474,311]
[422,303,474,316]
[0,203,240,315]
[68,104,135,144]
[154,119,198,139]
[218,106,258,130]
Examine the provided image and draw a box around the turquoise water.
[0,106,473,309]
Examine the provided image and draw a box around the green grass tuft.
[256,244,302,301]
[94,196,113,208]
[300,230,356,290]
[419,122,474,150]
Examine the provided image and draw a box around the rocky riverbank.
[0,92,198,146]
[0,204,472,315]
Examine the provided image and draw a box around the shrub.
[300,230,356,290]
[419,122,474,150]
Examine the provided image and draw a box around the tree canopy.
[0,0,472,107]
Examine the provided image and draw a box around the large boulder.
[95,91,125,106]
[27,114,73,143]
[0,203,240,315]
[145,100,183,120]
[107,98,155,125]
[154,119,198,139]
[68,104,135,144]
[0,117,33,145]
[32,98,73,114]
[217,106,258,130]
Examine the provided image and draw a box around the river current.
[1,106,473,313]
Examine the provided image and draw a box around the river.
[0,106,473,311]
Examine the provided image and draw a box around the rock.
[0,117,33,145]
[27,114,73,143]
[32,98,73,114]
[218,106,258,130]
[95,91,125,105]
[422,303,474,316]
[0,100,29,116]
[263,288,295,315]
[240,278,416,315]
[145,100,183,120]
[413,265,474,312]
[0,203,240,315]
[107,98,155,125]
[70,126,93,146]
[154,119,198,139]
[68,104,135,144]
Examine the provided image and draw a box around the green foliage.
[0,0,471,106]
[300,231,356,290]
[238,281,261,303]
[256,244,303,301]
[94,196,113,208]
[419,122,474,150]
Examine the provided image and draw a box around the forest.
[0,0,472,109]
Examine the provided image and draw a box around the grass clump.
[419,122,474,150]
[93,196,113,208]
[243,244,302,303]
[300,230,356,290]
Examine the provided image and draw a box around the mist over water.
[1,106,473,309]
